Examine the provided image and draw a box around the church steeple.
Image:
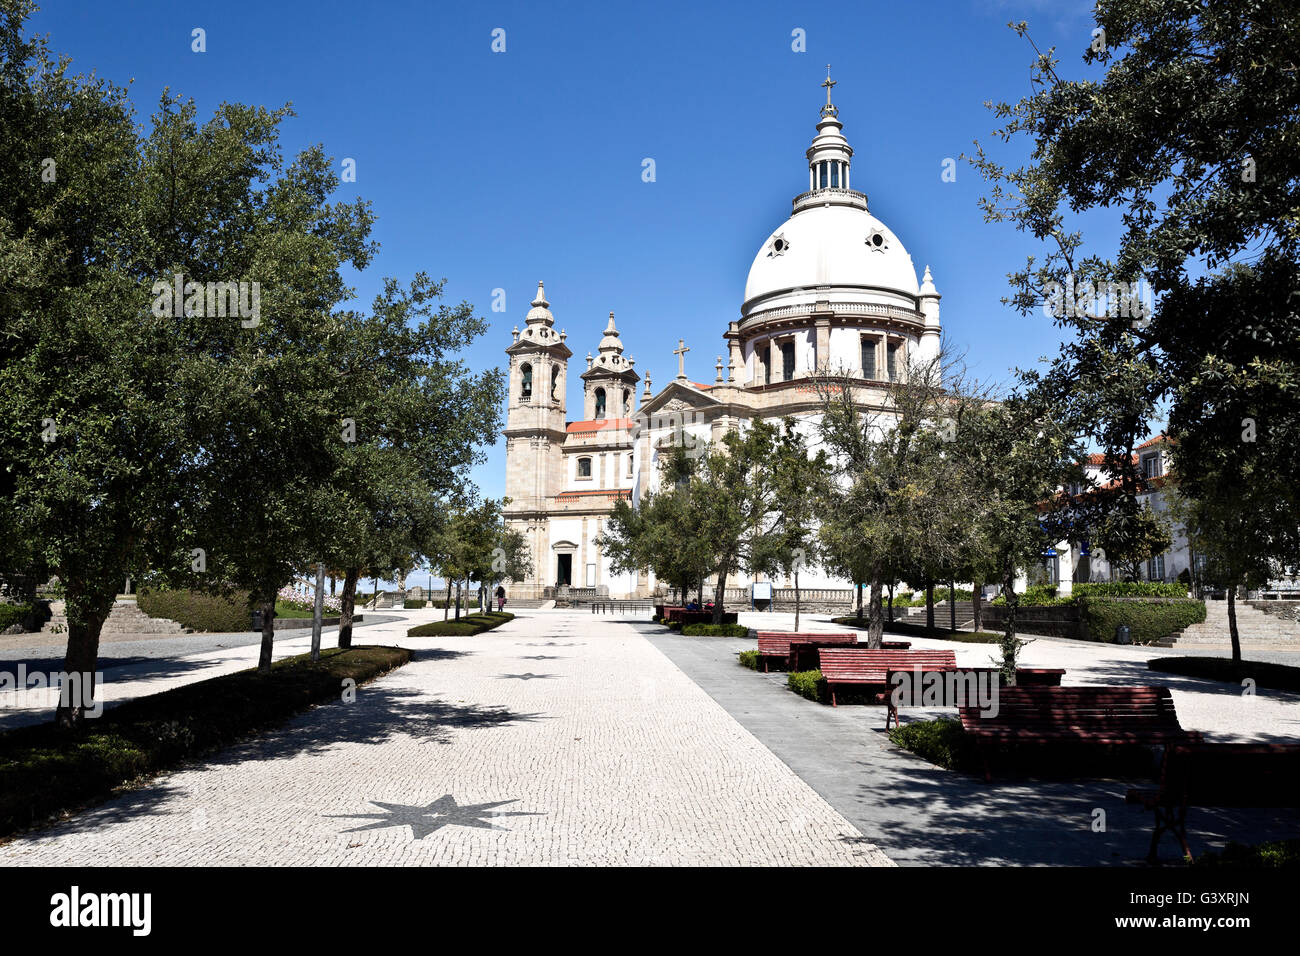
[581,311,639,419]
[796,67,867,213]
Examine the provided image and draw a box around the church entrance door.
[556,554,573,586]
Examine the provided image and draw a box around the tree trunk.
[925,579,935,631]
[56,601,110,728]
[866,575,884,649]
[793,567,801,632]
[999,560,1019,686]
[855,581,864,623]
[971,578,983,633]
[454,580,461,620]
[338,567,359,648]
[310,563,325,662]
[329,575,336,597]
[711,562,730,624]
[887,582,894,623]
[1228,583,1242,663]
[257,595,276,673]
[949,577,957,632]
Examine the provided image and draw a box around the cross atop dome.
[821,64,837,117]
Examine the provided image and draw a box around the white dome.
[743,204,919,316]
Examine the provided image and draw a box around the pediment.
[636,380,721,419]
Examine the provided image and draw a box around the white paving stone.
[0,611,891,866]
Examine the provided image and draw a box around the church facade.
[503,81,943,599]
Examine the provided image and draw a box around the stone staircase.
[100,599,190,635]
[1159,599,1300,648]
[904,600,976,628]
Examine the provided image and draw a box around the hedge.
[1194,838,1300,868]
[138,588,250,632]
[1147,656,1300,693]
[0,603,32,632]
[787,669,828,703]
[406,612,514,637]
[738,650,761,670]
[1078,598,1205,643]
[993,581,1190,608]
[403,599,426,609]
[681,623,749,637]
[0,645,412,839]
[887,718,977,771]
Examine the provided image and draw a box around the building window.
[623,389,630,414]
[595,387,606,419]
[627,454,634,477]
[757,348,770,385]
[781,340,796,380]
[830,163,840,187]
[1141,453,1162,478]
[520,363,532,400]
[886,340,901,381]
[577,457,592,478]
[551,366,559,400]
[860,337,877,379]
[819,162,828,188]
[1147,553,1166,581]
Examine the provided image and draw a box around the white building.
[503,79,947,599]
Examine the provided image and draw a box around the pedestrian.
[495,584,506,612]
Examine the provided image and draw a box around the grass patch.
[738,650,761,670]
[0,645,411,840]
[888,717,979,771]
[681,623,749,637]
[1194,838,1300,868]
[406,612,514,637]
[1147,656,1300,693]
[138,588,250,632]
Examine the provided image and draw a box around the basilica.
[503,79,944,599]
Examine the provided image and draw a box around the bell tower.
[580,312,639,420]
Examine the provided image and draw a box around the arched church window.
[595,387,606,419]
[622,389,630,414]
[578,457,592,478]
[520,363,532,400]
[551,366,559,400]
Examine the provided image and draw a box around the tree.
[765,420,831,631]
[969,4,1300,603]
[1092,499,1173,583]
[599,477,713,606]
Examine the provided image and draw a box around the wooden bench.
[958,685,1202,781]
[883,667,1067,729]
[1126,742,1300,861]
[792,639,909,671]
[817,648,957,706]
[755,632,856,672]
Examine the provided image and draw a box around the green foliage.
[1193,839,1300,869]
[991,584,1071,607]
[1147,657,1300,694]
[1073,581,1188,599]
[403,599,426,609]
[887,718,977,771]
[680,623,749,637]
[138,589,249,632]
[738,650,761,670]
[786,669,829,704]
[1078,598,1205,644]
[0,603,32,632]
[0,645,411,838]
[406,612,513,637]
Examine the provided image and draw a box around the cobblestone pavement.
[0,611,891,866]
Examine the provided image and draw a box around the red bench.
[756,632,857,672]
[1126,742,1300,862]
[958,685,1202,782]
[794,639,909,671]
[882,667,1067,729]
[816,648,957,706]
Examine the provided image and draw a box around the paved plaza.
[0,610,889,866]
[2,608,1298,866]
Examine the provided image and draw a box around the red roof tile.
[566,418,635,434]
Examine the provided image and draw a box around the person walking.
[495,585,506,612]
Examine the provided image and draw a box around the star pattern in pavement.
[497,672,556,681]
[330,795,538,839]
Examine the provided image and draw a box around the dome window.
[865,229,889,252]
[770,233,789,257]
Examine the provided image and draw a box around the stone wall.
[1248,600,1300,623]
[980,605,1085,640]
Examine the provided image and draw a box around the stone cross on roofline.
[673,338,690,380]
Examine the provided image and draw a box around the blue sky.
[31,0,1117,585]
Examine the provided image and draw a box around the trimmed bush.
[0,646,411,839]
[138,588,250,632]
[1079,598,1205,643]
[403,599,427,609]
[681,623,749,637]
[0,603,32,632]
[1194,838,1300,868]
[738,650,761,670]
[1147,656,1300,693]
[1073,581,1189,599]
[787,669,829,703]
[888,717,978,771]
[406,612,514,637]
[991,584,1072,607]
